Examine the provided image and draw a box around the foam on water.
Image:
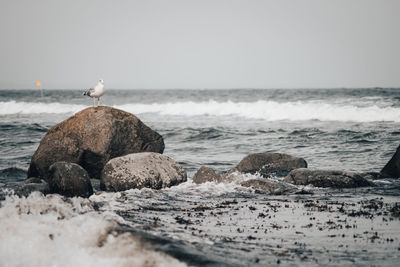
[0,192,185,267]
[118,100,400,122]
[1,100,399,122]
[162,175,254,196]
[89,175,256,210]
[0,101,86,115]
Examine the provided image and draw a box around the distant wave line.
[0,100,399,122]
[0,101,86,115]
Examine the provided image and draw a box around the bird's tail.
[83,88,93,96]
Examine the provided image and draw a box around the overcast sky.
[0,0,399,89]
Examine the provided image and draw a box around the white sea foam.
[0,192,185,267]
[117,100,400,122]
[0,101,86,115]
[158,172,274,197]
[162,178,251,196]
[1,100,399,122]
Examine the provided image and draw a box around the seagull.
[83,79,104,107]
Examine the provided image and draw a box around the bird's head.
[99,79,104,84]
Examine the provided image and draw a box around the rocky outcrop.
[101,152,187,191]
[381,145,400,178]
[27,106,164,180]
[192,166,223,184]
[15,177,50,197]
[229,152,307,177]
[48,162,93,197]
[241,179,294,195]
[284,168,374,188]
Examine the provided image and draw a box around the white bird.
[83,79,104,107]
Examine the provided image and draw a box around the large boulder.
[229,152,307,177]
[381,145,400,178]
[48,162,93,197]
[192,166,223,184]
[27,106,164,179]
[101,152,187,191]
[284,168,374,188]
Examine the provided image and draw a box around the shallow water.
[0,88,400,266]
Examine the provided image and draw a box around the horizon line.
[0,86,399,91]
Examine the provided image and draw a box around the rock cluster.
[27,106,165,180]
[191,149,396,191]
[192,152,308,193]
[23,107,186,198]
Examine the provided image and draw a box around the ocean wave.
[0,101,86,115]
[0,192,185,267]
[1,100,399,122]
[120,100,400,122]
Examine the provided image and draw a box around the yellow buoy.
[36,81,43,97]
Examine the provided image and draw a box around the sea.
[0,88,399,266]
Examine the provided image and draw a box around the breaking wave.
[1,100,399,122]
[0,101,86,115]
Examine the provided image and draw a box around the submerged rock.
[229,152,307,177]
[15,178,50,197]
[381,145,400,178]
[241,179,294,195]
[359,172,383,180]
[284,168,374,188]
[101,152,187,191]
[27,106,165,180]
[24,177,43,184]
[48,162,93,198]
[192,166,223,184]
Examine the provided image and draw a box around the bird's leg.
[93,98,96,107]
[98,97,101,106]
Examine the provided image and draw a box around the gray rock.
[48,161,93,197]
[381,145,400,178]
[241,179,294,195]
[192,166,223,184]
[15,178,50,197]
[230,152,307,177]
[27,106,164,180]
[101,152,187,191]
[284,168,374,188]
